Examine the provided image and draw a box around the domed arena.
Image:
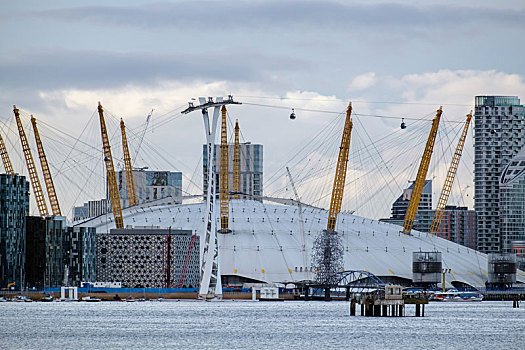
[77,198,525,289]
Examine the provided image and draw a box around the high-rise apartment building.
[203,142,263,200]
[474,96,525,253]
[380,180,432,230]
[0,174,29,289]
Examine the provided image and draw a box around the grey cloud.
[0,49,307,90]
[28,1,524,32]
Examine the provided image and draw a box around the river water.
[1,300,523,349]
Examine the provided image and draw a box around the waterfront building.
[117,169,182,208]
[26,216,96,288]
[25,216,66,288]
[96,228,199,288]
[0,174,29,289]
[474,96,525,253]
[25,216,46,289]
[64,226,97,286]
[203,142,263,200]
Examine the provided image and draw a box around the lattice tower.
[98,102,124,229]
[402,107,442,235]
[120,119,138,206]
[219,105,230,232]
[13,105,48,216]
[232,119,240,199]
[327,102,353,232]
[31,115,61,215]
[0,132,14,175]
[430,112,472,235]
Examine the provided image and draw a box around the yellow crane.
[13,105,49,216]
[0,131,14,175]
[429,111,472,235]
[402,107,442,235]
[31,115,61,216]
[98,102,124,229]
[327,102,353,232]
[232,119,240,199]
[219,105,230,233]
[120,118,138,207]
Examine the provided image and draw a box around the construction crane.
[219,105,230,233]
[120,118,138,207]
[429,111,472,235]
[0,131,14,175]
[31,115,61,216]
[13,105,49,216]
[326,102,353,232]
[232,119,240,199]
[402,106,442,235]
[97,102,124,229]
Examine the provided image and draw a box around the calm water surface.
[1,300,524,349]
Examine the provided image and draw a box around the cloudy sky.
[1,0,524,219]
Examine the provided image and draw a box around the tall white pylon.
[182,96,241,299]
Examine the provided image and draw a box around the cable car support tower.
[182,96,241,299]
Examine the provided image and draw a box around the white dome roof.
[77,199,525,288]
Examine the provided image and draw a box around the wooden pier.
[349,285,428,317]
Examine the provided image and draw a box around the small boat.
[430,291,483,302]
[81,296,101,302]
[41,294,54,302]
[0,296,7,302]
[125,297,136,302]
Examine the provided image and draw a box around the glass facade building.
[474,96,525,253]
[0,174,29,289]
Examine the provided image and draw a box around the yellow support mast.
[327,102,353,232]
[232,119,240,199]
[13,105,48,216]
[430,111,472,235]
[0,131,14,175]
[402,107,442,235]
[31,115,61,216]
[219,106,230,233]
[98,102,124,229]
[120,118,138,207]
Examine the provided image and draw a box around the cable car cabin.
[400,118,406,129]
[290,108,296,120]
